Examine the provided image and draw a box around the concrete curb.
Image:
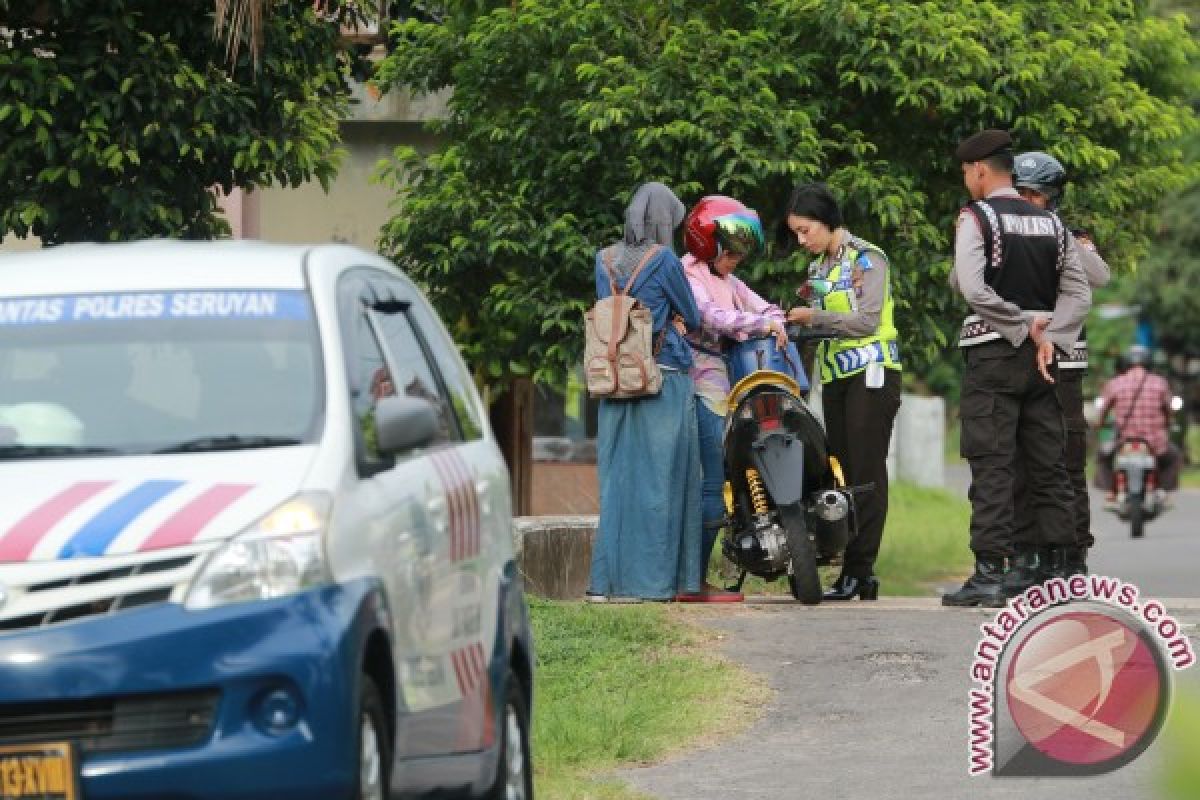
[513,515,598,599]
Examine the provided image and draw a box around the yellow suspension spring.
[745,468,769,515]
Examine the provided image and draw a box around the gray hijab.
[607,181,686,279]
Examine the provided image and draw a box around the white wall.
[1,233,41,252]
[808,382,946,488]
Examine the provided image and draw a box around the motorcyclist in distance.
[1095,345,1181,507]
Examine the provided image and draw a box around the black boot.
[1002,549,1042,597]
[1066,546,1089,576]
[824,573,880,601]
[942,559,1008,608]
[1044,546,1088,579]
[1036,547,1055,583]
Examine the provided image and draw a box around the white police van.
[0,241,533,800]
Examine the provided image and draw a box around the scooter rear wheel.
[1129,491,1145,538]
[782,510,822,605]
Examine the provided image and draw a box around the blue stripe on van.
[59,480,186,559]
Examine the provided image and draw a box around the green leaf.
[0,3,351,246]
[369,0,1199,390]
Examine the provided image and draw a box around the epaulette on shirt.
[845,234,887,269]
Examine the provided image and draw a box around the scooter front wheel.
[781,506,822,604]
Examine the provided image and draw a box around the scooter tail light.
[753,394,783,431]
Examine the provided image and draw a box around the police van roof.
[0,240,334,297]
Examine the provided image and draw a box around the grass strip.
[874,482,973,595]
[1161,688,1200,799]
[530,598,767,799]
[1182,465,1200,490]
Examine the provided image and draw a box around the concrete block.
[808,386,944,487]
[513,515,597,600]
[895,394,946,488]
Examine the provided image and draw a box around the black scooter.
[720,326,871,604]
[1109,437,1165,539]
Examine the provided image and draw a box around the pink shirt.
[682,254,785,414]
[1102,366,1172,454]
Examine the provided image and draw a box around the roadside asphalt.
[620,469,1199,800]
[621,598,1200,800]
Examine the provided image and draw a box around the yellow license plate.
[0,742,78,800]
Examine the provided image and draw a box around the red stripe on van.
[139,484,253,552]
[431,453,461,562]
[455,452,479,558]
[0,482,114,562]
[450,649,468,696]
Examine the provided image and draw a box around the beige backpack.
[584,245,665,399]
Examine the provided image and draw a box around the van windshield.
[0,289,323,458]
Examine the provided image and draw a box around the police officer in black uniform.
[942,129,1090,608]
[1006,152,1110,594]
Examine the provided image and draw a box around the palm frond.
[213,0,267,66]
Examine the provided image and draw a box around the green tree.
[1136,2,1200,356]
[1134,177,1200,355]
[374,0,1199,386]
[0,0,356,244]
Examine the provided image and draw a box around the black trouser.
[960,339,1075,561]
[1013,369,1092,549]
[822,368,902,578]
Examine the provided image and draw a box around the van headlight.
[184,492,333,611]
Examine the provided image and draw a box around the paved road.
[945,462,1198,598]
[622,599,1200,800]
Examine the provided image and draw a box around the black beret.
[955,129,1013,162]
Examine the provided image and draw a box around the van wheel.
[486,670,532,800]
[356,676,391,800]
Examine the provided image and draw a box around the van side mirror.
[375,395,439,454]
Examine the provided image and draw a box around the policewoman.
[941,129,1090,608]
[782,183,901,601]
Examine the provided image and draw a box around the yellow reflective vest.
[814,237,901,384]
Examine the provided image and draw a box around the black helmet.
[1014,151,1067,206]
[1126,344,1150,367]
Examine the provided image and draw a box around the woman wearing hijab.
[782,183,902,601]
[586,182,705,603]
[681,196,786,602]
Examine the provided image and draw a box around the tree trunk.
[489,377,534,517]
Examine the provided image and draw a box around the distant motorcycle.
[719,326,869,604]
[1109,438,1163,538]
[1098,394,1183,539]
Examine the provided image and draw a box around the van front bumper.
[0,579,385,800]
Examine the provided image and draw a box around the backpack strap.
[600,248,619,296]
[603,245,661,368]
[602,245,661,296]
